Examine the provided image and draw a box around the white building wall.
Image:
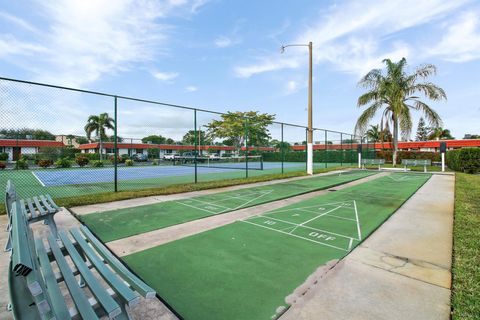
[21,147,37,155]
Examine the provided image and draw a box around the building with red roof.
[0,139,65,161]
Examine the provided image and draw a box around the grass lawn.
[81,170,376,242]
[123,173,431,320]
[451,173,480,320]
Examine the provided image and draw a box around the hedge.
[75,153,101,160]
[446,148,480,173]
[374,150,441,162]
[262,150,358,163]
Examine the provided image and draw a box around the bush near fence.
[374,150,441,162]
[75,153,101,160]
[262,150,357,163]
[446,148,480,174]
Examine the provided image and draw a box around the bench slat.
[26,198,37,219]
[59,230,122,319]
[11,203,33,276]
[33,196,47,216]
[70,228,141,306]
[45,194,60,210]
[80,226,156,298]
[47,234,99,320]
[40,195,56,214]
[35,238,71,319]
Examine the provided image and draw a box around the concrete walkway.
[280,174,454,320]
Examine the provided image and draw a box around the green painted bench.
[361,158,385,170]
[7,192,156,319]
[5,180,60,252]
[401,159,431,172]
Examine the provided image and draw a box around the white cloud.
[152,71,179,81]
[427,11,480,62]
[0,11,38,33]
[285,81,298,94]
[214,36,233,48]
[235,0,471,78]
[185,85,198,92]
[0,34,47,57]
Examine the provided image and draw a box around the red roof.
[0,139,65,148]
[78,142,238,151]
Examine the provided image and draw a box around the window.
[136,149,143,153]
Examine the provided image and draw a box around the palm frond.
[354,102,383,136]
[414,100,443,128]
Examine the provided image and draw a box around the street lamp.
[280,42,313,175]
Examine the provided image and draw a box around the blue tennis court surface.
[32,162,307,187]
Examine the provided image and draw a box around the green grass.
[0,165,353,215]
[123,173,431,320]
[81,170,375,242]
[451,173,480,320]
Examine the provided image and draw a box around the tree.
[355,58,446,165]
[366,125,380,142]
[166,138,175,144]
[182,130,211,146]
[415,117,429,141]
[428,127,454,140]
[206,111,275,153]
[0,128,55,140]
[275,141,291,152]
[84,113,115,160]
[75,136,89,145]
[142,135,167,144]
[463,134,480,139]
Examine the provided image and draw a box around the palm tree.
[365,125,380,142]
[428,127,454,140]
[355,58,446,165]
[84,113,115,160]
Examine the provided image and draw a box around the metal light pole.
[280,41,313,175]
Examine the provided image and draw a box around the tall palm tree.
[355,58,446,165]
[428,127,454,140]
[84,113,115,160]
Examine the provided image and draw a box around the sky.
[0,0,479,142]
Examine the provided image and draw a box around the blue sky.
[0,0,479,142]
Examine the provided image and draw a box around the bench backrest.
[401,159,431,166]
[5,180,17,218]
[362,158,385,165]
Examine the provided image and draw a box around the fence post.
[194,109,197,183]
[324,130,327,168]
[340,133,343,167]
[245,117,249,178]
[281,123,284,174]
[305,128,308,172]
[114,96,118,192]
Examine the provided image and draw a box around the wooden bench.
[5,180,60,252]
[401,159,431,172]
[361,158,385,170]
[7,184,156,319]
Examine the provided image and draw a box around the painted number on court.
[308,232,335,241]
[263,220,276,226]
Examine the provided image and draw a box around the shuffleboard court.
[81,170,377,242]
[122,173,431,320]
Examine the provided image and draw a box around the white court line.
[348,238,354,250]
[324,214,357,222]
[248,215,360,240]
[268,201,353,215]
[353,200,362,240]
[31,171,46,187]
[176,201,221,215]
[288,205,342,235]
[241,220,348,252]
[182,197,231,209]
[226,190,274,212]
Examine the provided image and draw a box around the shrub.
[446,148,480,173]
[125,159,134,166]
[75,153,100,161]
[92,160,104,167]
[55,158,72,168]
[152,160,159,166]
[0,152,9,161]
[38,159,53,168]
[109,155,122,164]
[0,162,5,170]
[15,158,29,170]
[75,156,90,167]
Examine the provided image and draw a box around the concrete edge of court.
[279,173,454,320]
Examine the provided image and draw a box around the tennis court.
[121,173,431,320]
[81,170,376,242]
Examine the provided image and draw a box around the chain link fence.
[0,77,369,205]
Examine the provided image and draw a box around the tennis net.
[173,155,264,170]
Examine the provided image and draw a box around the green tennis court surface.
[81,170,376,242]
[122,173,431,320]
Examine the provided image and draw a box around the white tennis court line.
[248,215,359,241]
[31,171,46,187]
[241,220,348,252]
